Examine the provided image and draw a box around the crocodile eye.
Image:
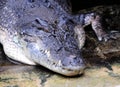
[28,0,35,3]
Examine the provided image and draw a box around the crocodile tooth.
[58,60,62,66]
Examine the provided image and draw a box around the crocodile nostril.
[62,55,84,66]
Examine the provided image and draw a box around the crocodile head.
[0,0,85,76]
[23,25,85,76]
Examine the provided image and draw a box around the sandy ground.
[0,62,120,87]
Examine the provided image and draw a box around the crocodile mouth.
[25,41,86,76]
[42,59,85,76]
[38,54,86,76]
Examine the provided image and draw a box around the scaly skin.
[0,0,111,76]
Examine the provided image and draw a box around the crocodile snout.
[58,54,85,76]
[62,55,84,66]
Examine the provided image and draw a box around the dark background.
[70,0,120,12]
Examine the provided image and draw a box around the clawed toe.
[98,30,119,42]
[109,30,120,39]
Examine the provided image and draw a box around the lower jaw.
[46,65,85,76]
[58,68,85,76]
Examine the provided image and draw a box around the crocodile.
[0,0,113,76]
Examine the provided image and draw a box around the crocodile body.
[0,0,109,76]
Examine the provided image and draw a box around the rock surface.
[0,64,120,87]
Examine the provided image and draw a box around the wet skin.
[0,0,111,76]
